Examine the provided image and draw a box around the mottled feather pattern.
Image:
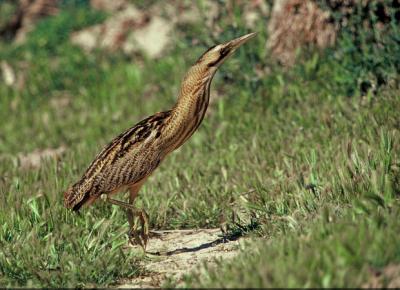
[64,64,214,211]
[64,111,172,210]
[63,32,257,211]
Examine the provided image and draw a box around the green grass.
[182,202,400,287]
[0,1,399,287]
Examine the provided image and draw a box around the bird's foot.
[128,209,149,251]
[100,194,149,251]
[219,212,230,243]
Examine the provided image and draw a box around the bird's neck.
[164,65,216,151]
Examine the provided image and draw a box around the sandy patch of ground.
[118,228,247,288]
[363,264,400,288]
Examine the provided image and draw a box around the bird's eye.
[220,46,231,57]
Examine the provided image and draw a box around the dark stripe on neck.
[174,81,211,149]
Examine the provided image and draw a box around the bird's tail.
[63,183,90,211]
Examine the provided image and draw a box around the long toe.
[127,213,149,251]
[140,211,149,251]
[128,229,145,249]
[140,229,149,251]
[128,216,142,247]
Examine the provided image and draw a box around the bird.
[63,32,257,250]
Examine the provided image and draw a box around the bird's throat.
[164,65,215,151]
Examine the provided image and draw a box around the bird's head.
[195,32,257,70]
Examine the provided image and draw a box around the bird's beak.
[226,32,257,51]
[205,32,257,68]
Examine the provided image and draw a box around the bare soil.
[363,264,400,288]
[118,228,248,288]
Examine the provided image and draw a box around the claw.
[128,209,149,251]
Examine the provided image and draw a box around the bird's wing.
[81,110,172,195]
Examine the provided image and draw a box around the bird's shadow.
[146,221,259,256]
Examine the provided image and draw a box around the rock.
[70,3,176,59]
[70,1,222,58]
[70,6,146,52]
[123,16,173,58]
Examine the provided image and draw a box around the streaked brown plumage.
[63,32,256,248]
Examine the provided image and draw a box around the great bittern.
[64,32,256,250]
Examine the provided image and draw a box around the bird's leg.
[127,186,149,250]
[129,207,149,250]
[100,193,136,210]
[100,187,149,250]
